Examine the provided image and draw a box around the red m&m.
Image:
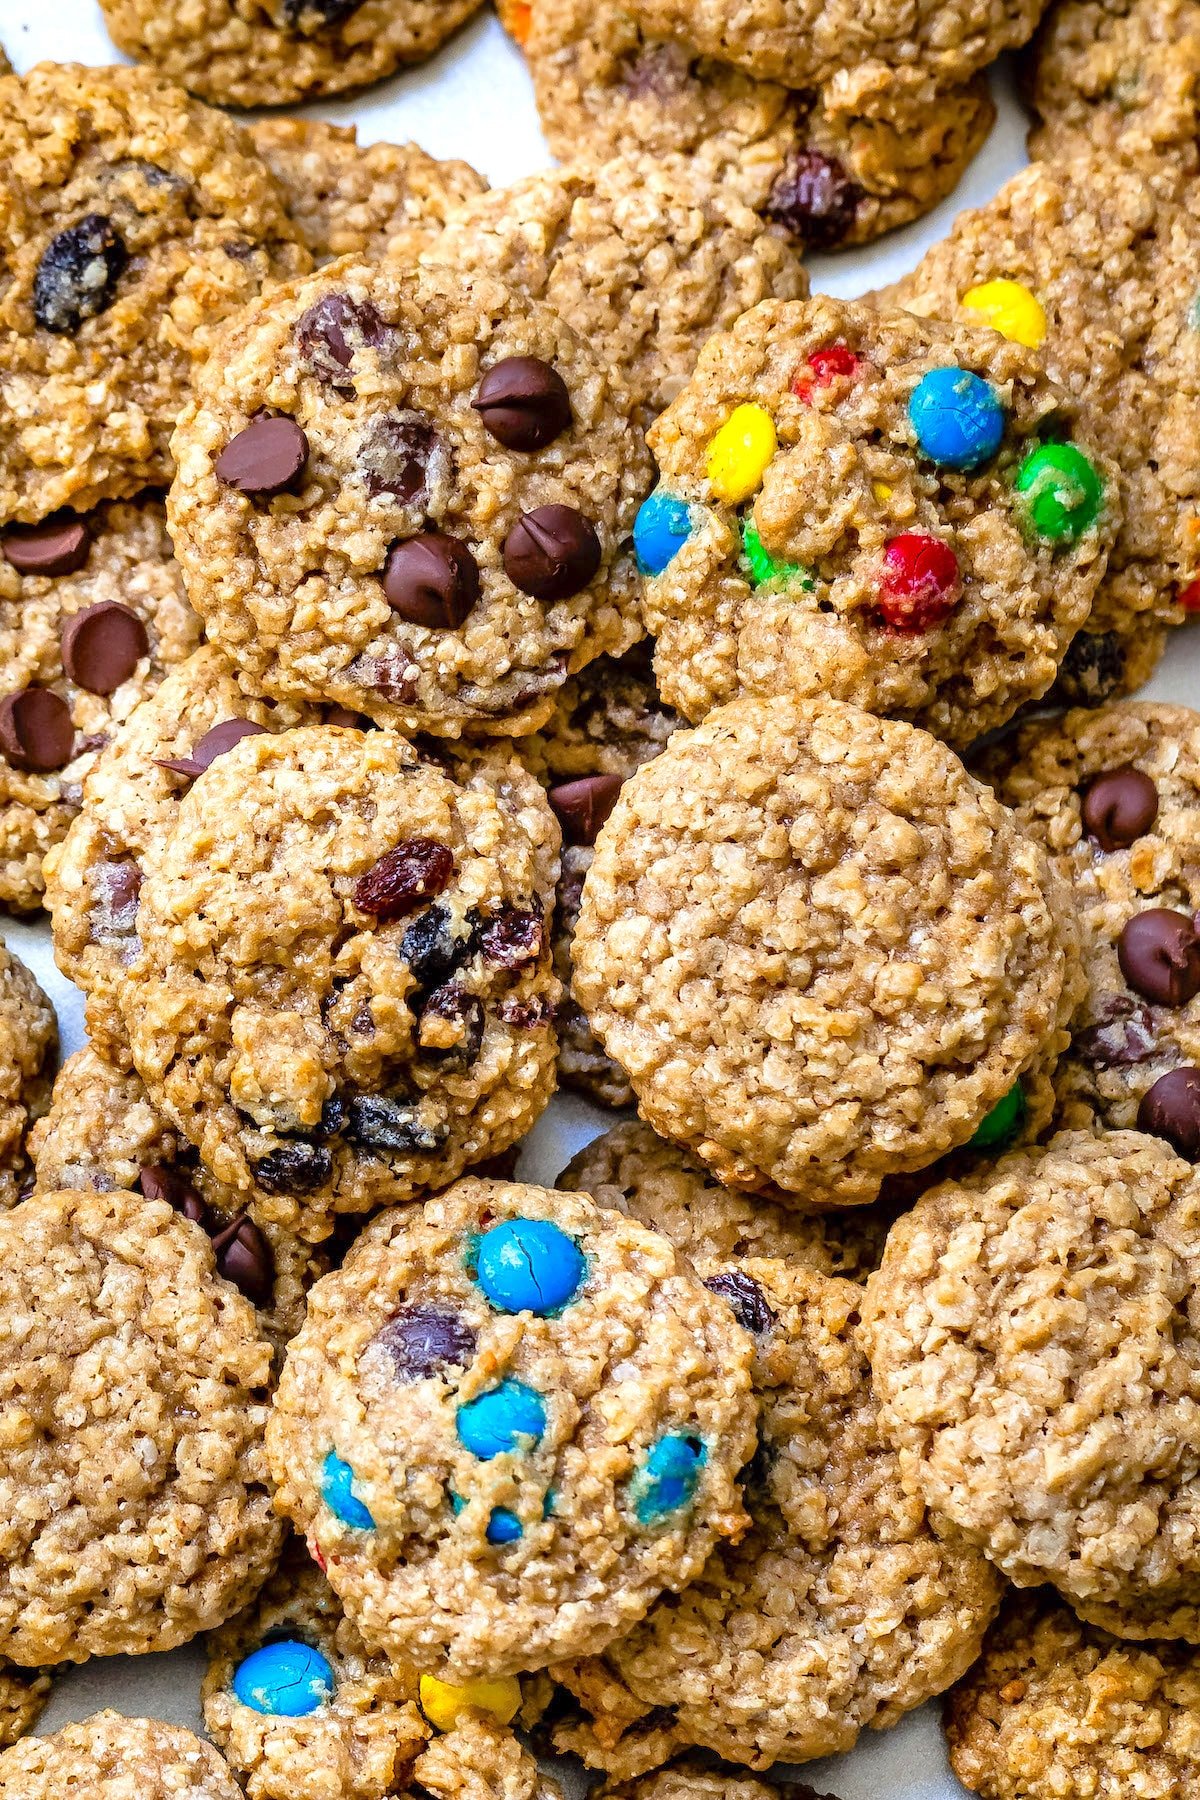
[877,533,961,631]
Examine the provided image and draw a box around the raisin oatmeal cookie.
[0,62,308,525]
[863,1130,1200,1641]
[0,1713,243,1798]
[552,1259,1001,1773]
[978,703,1200,1160]
[119,727,560,1239]
[0,1187,282,1665]
[0,946,55,1210]
[168,259,650,737]
[572,695,1080,1207]
[0,1666,51,1751]
[266,1178,757,1679]
[637,295,1115,747]
[0,498,201,913]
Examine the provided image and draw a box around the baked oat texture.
[0,1712,243,1798]
[168,257,650,737]
[863,1129,1200,1640]
[120,727,561,1238]
[266,1177,757,1679]
[0,62,308,524]
[597,1769,786,1800]
[0,1188,281,1665]
[407,1714,564,1800]
[0,946,55,1211]
[0,1665,51,1750]
[572,694,1080,1206]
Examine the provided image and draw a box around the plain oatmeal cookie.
[249,119,486,268]
[552,1259,1002,1773]
[0,497,201,913]
[0,1665,51,1750]
[120,727,560,1239]
[0,1187,281,1666]
[0,62,308,525]
[863,1130,1200,1641]
[168,258,649,738]
[637,295,1116,747]
[522,0,995,253]
[978,703,1200,1162]
[266,1177,757,1679]
[572,694,1080,1207]
[945,1589,1200,1800]
[0,946,55,1210]
[0,1713,243,1798]
[99,0,484,108]
[882,154,1200,697]
[407,1714,563,1800]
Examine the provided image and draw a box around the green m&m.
[741,518,810,590]
[1015,443,1104,542]
[969,1083,1027,1151]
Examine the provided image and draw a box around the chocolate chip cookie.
[0,946,55,1210]
[0,497,201,913]
[638,295,1115,746]
[168,259,650,737]
[978,703,1200,1161]
[553,1259,1001,1774]
[573,694,1080,1207]
[0,1186,281,1664]
[864,1129,1200,1641]
[0,1666,51,1752]
[0,1713,244,1798]
[0,62,308,525]
[266,1177,757,1679]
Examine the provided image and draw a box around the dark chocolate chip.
[1117,908,1200,1007]
[361,413,437,501]
[382,532,480,628]
[158,718,269,780]
[548,773,623,845]
[1081,766,1159,851]
[704,1269,776,1335]
[61,602,149,695]
[1,514,91,577]
[503,505,601,601]
[354,838,456,920]
[473,357,571,451]
[475,905,544,969]
[373,1302,476,1381]
[1053,631,1127,706]
[210,1214,275,1305]
[418,983,485,1066]
[345,1095,449,1155]
[0,687,74,772]
[215,416,309,497]
[764,151,863,251]
[400,902,472,993]
[1138,1066,1200,1159]
[33,213,127,333]
[295,292,388,385]
[1073,996,1158,1068]
[253,1142,334,1194]
[92,858,142,936]
[346,647,419,702]
[324,704,372,729]
[139,1162,207,1225]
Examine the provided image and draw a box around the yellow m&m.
[961,279,1047,349]
[418,1673,522,1732]
[706,404,777,504]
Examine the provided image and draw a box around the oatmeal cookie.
[0,947,55,1210]
[946,1589,1200,1800]
[0,497,201,913]
[408,1713,563,1800]
[597,1773,805,1800]
[523,0,995,253]
[0,62,308,525]
[864,1129,1200,1640]
[638,295,1115,746]
[429,152,806,424]
[0,1713,243,1798]
[168,258,649,737]
[553,1259,1001,1773]
[266,1177,757,1679]
[0,1187,281,1665]
[0,1666,51,1750]
[44,646,321,1068]
[978,703,1200,1159]
[572,694,1080,1207]
[249,120,486,268]
[882,154,1200,682]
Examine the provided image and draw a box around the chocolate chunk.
[158,718,269,779]
[382,532,479,628]
[324,704,372,729]
[60,602,149,695]
[1081,766,1159,851]
[418,983,485,1066]
[473,357,572,451]
[475,905,544,969]
[764,151,863,251]
[1053,631,1127,705]
[1,514,91,577]
[361,413,437,501]
[401,902,472,993]
[92,858,142,936]
[346,647,419,702]
[33,213,127,333]
[372,1302,476,1380]
[139,1161,207,1224]
[354,838,455,920]
[210,1214,275,1305]
[1117,909,1200,1007]
[1138,1066,1200,1159]
[345,1095,449,1155]
[215,416,309,497]
[254,1142,334,1194]
[548,773,623,845]
[295,292,388,385]
[1074,996,1158,1068]
[704,1269,776,1335]
[0,687,74,772]
[503,505,601,601]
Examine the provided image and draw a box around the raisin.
[354,839,455,920]
[704,1269,776,1335]
[474,905,544,970]
[400,902,474,993]
[764,151,863,250]
[345,1095,449,1156]
[418,984,485,1067]
[253,1142,333,1194]
[34,214,127,334]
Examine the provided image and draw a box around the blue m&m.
[457,1380,546,1459]
[320,1451,374,1530]
[476,1218,585,1315]
[232,1640,335,1718]
[908,367,1005,470]
[486,1507,523,1545]
[634,489,693,575]
[632,1433,705,1525]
